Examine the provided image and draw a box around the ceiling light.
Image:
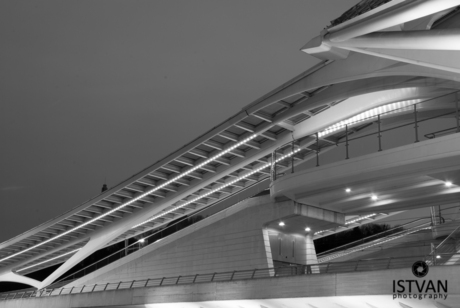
[371,195,378,201]
[305,227,311,232]
[345,188,351,193]
[279,222,285,226]
[445,181,453,187]
[436,255,441,259]
[138,238,145,243]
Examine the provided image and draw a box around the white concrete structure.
[271,133,460,214]
[1,265,460,308]
[1,2,460,305]
[62,196,342,288]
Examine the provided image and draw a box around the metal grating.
[329,0,393,27]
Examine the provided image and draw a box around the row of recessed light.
[344,181,453,202]
[0,135,258,264]
[345,188,378,201]
[278,221,311,232]
[132,147,302,229]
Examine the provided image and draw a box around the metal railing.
[318,209,460,263]
[2,253,460,301]
[271,92,460,181]
[427,223,460,265]
[317,218,433,262]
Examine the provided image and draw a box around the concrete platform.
[2,265,459,308]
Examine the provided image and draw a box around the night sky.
[0,1,359,242]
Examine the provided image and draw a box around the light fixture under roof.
[371,195,378,201]
[445,181,453,187]
[345,188,351,193]
[345,213,377,225]
[279,221,285,226]
[138,238,145,243]
[305,227,311,232]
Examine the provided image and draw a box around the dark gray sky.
[0,1,359,242]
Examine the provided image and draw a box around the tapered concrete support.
[0,271,41,289]
[37,226,123,289]
[266,203,342,276]
[329,29,460,51]
[305,234,319,274]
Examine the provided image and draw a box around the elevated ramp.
[319,219,460,263]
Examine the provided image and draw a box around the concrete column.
[305,234,319,274]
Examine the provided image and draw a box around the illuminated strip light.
[318,99,422,138]
[132,148,302,229]
[314,229,330,235]
[345,213,376,225]
[315,213,378,235]
[0,135,258,264]
[17,249,81,272]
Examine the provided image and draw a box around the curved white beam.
[252,77,456,140]
[248,53,460,115]
[292,87,456,140]
[339,46,460,74]
[0,271,41,289]
[330,29,460,50]
[328,0,460,42]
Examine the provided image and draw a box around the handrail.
[317,222,433,263]
[425,126,460,139]
[271,90,460,181]
[336,110,456,144]
[430,224,460,257]
[317,204,459,260]
[2,253,460,301]
[329,90,459,137]
[316,216,433,257]
[319,216,460,263]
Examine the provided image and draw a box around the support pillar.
[305,234,320,274]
